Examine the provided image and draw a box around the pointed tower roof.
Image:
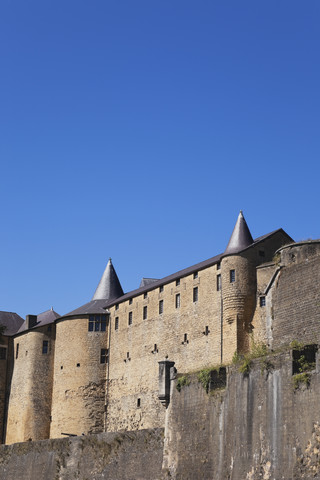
[92,258,124,301]
[224,211,254,255]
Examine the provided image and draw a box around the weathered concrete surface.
[163,352,320,480]
[0,428,164,480]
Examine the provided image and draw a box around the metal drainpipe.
[104,310,111,432]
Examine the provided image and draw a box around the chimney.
[26,315,37,329]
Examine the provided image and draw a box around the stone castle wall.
[6,326,55,444]
[50,316,108,438]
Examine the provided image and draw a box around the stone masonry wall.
[163,351,320,480]
[6,326,55,444]
[0,428,164,480]
[50,316,108,438]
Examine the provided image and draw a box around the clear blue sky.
[1,1,319,318]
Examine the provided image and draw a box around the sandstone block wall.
[0,428,164,480]
[6,326,55,444]
[50,316,108,438]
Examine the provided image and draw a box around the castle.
[0,211,319,447]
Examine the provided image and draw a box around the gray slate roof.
[17,308,60,334]
[92,258,124,301]
[139,278,159,288]
[61,224,293,319]
[224,211,254,255]
[0,311,24,336]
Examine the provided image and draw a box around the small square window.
[115,317,119,330]
[129,298,133,305]
[260,296,266,307]
[176,279,180,286]
[0,347,7,360]
[159,300,164,314]
[193,287,198,303]
[144,292,148,299]
[143,306,148,320]
[128,312,133,325]
[230,270,235,283]
[42,340,49,354]
[159,285,164,293]
[217,274,221,291]
[175,293,180,308]
[193,272,198,279]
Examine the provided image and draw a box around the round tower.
[5,309,59,444]
[221,212,257,362]
[50,259,123,438]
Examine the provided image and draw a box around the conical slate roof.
[224,211,254,255]
[92,258,124,301]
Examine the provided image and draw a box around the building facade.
[1,212,319,445]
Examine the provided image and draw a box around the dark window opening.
[128,312,133,326]
[159,285,164,293]
[47,325,52,332]
[217,262,221,270]
[115,304,119,310]
[193,287,198,303]
[143,306,148,320]
[89,314,108,332]
[260,296,266,307]
[137,398,141,408]
[193,272,198,279]
[230,270,236,283]
[42,340,49,354]
[176,279,180,286]
[175,293,180,309]
[100,348,109,364]
[60,366,63,370]
[217,274,221,291]
[144,292,148,299]
[77,363,80,367]
[0,347,7,360]
[129,298,133,305]
[159,300,164,314]
[115,317,119,330]
[152,343,158,354]
[292,344,317,375]
[16,343,19,359]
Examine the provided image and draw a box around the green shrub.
[176,375,190,392]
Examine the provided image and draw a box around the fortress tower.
[50,259,123,438]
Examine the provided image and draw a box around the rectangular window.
[193,287,198,303]
[137,398,141,408]
[193,272,198,279]
[100,348,109,364]
[159,300,164,314]
[94,314,100,331]
[143,306,148,320]
[129,298,133,305]
[47,325,52,332]
[100,315,107,332]
[159,285,164,293]
[144,292,148,299]
[217,262,221,270]
[176,279,180,286]
[175,293,180,309]
[42,340,49,354]
[0,347,7,360]
[88,315,94,331]
[183,333,188,344]
[128,312,133,325]
[115,317,119,330]
[115,304,119,310]
[217,274,221,291]
[16,343,19,359]
[260,296,266,307]
[230,270,236,283]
